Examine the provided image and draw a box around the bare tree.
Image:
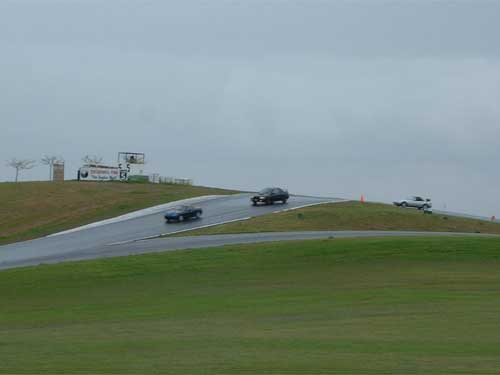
[6,158,36,182]
[41,155,64,181]
[82,155,103,164]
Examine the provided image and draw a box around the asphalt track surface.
[1,193,497,270]
[0,193,339,270]
[1,230,497,270]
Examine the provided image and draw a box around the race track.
[1,230,496,270]
[0,193,339,269]
[2,193,497,270]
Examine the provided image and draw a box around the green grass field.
[183,201,500,236]
[0,181,237,245]
[2,236,500,373]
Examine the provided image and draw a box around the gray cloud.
[1,1,499,217]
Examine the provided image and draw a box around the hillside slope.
[0,181,237,244]
[182,201,500,236]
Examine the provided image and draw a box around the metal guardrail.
[152,175,193,185]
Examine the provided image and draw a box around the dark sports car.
[251,187,289,206]
[164,205,203,223]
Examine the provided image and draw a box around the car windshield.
[259,188,272,194]
[169,206,186,212]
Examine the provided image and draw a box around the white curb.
[272,200,348,214]
[107,217,253,246]
[156,217,253,238]
[108,199,347,245]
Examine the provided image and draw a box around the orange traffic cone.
[360,195,365,204]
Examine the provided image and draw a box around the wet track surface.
[0,193,339,269]
[2,193,496,270]
[1,229,496,270]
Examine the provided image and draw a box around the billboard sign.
[118,152,145,165]
[78,164,123,181]
[117,152,146,177]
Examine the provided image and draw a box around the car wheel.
[401,202,408,208]
[178,215,184,222]
[252,201,257,206]
[166,219,171,223]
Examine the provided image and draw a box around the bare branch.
[41,155,63,165]
[82,155,103,164]
[40,155,64,181]
[6,158,37,182]
[6,158,36,170]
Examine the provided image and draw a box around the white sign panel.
[79,165,123,181]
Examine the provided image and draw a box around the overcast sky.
[1,0,499,217]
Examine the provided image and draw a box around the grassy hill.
[0,181,237,245]
[183,201,500,236]
[1,236,500,373]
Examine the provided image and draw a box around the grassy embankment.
[182,201,500,236]
[0,181,237,245]
[1,236,500,373]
